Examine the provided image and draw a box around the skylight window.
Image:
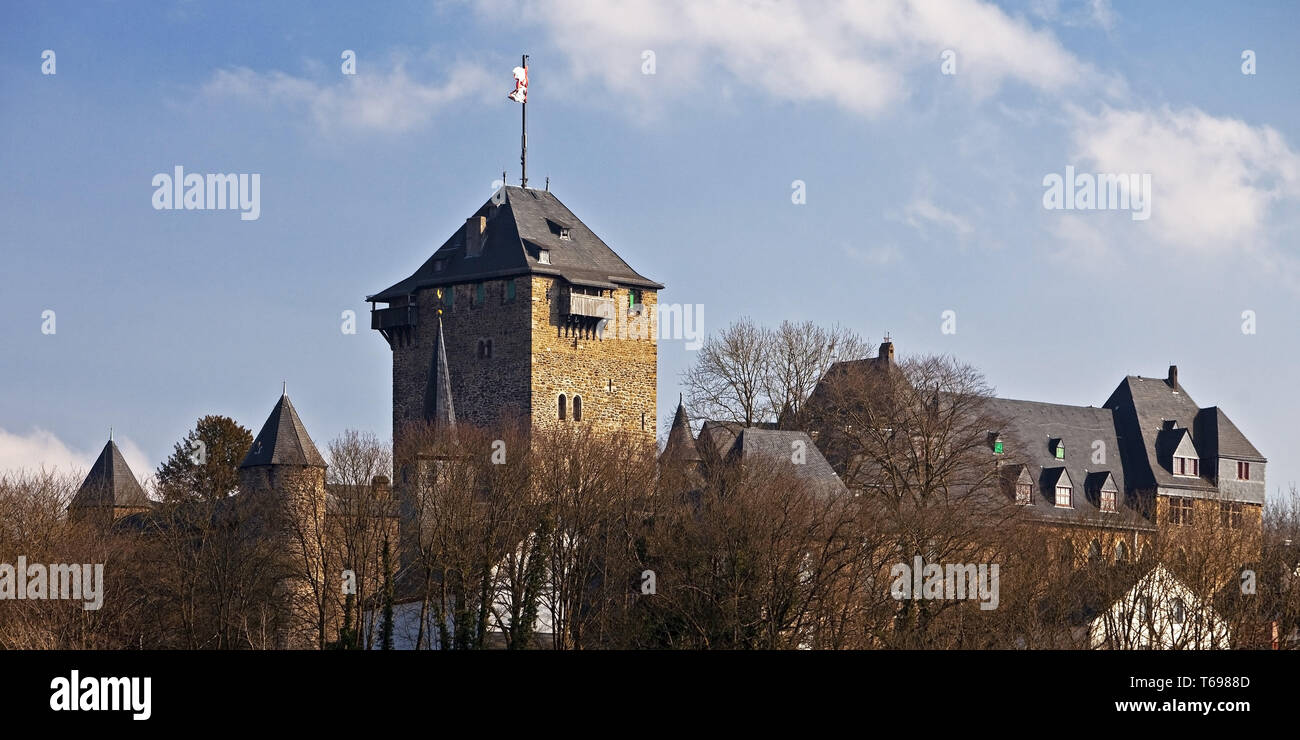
[538,249,551,265]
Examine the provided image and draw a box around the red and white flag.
[507,65,528,103]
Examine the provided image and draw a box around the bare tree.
[682,317,771,427]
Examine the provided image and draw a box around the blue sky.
[2,0,1298,499]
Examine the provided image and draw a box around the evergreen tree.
[155,415,253,503]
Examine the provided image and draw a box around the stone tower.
[238,390,330,648]
[368,186,663,455]
[69,436,152,526]
[238,390,329,508]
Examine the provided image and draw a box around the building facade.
[367,185,664,456]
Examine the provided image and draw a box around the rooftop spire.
[70,437,150,511]
[423,317,457,437]
[661,396,702,464]
[240,391,327,468]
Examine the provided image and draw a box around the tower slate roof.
[367,186,663,303]
[423,317,457,434]
[660,396,701,463]
[240,393,327,468]
[70,439,151,510]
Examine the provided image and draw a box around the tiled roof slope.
[985,397,1151,531]
[368,186,662,302]
[240,393,328,468]
[71,439,151,509]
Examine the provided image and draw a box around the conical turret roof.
[71,438,151,509]
[240,392,327,468]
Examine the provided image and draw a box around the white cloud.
[202,61,495,134]
[1066,105,1300,253]
[904,197,975,236]
[1031,0,1118,32]
[480,0,1103,118]
[0,428,153,486]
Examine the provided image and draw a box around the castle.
[367,185,663,451]
[66,183,1269,647]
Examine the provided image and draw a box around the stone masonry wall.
[528,276,657,446]
[392,279,534,445]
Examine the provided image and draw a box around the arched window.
[1115,540,1130,563]
[1088,539,1102,564]
[573,395,582,422]
[558,394,567,421]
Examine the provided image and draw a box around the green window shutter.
[476,283,485,304]
[446,287,454,307]
[506,280,515,301]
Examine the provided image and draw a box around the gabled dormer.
[1086,471,1119,513]
[1001,463,1034,505]
[1042,467,1074,509]
[1157,424,1200,478]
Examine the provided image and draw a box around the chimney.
[880,337,895,365]
[1167,365,1178,388]
[465,216,487,258]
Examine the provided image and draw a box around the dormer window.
[1016,482,1032,505]
[434,259,446,273]
[1173,456,1199,477]
[538,249,551,265]
[1050,439,1065,459]
[1100,490,1116,513]
[1055,485,1072,508]
[546,219,571,240]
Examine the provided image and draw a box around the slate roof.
[240,393,327,468]
[660,396,701,463]
[70,439,151,510]
[1196,407,1266,462]
[1103,374,1267,500]
[983,397,1152,531]
[697,420,743,459]
[723,428,848,497]
[423,317,457,434]
[367,186,662,303]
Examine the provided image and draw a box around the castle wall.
[392,279,533,444]
[528,276,657,444]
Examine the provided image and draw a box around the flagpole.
[520,54,528,189]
